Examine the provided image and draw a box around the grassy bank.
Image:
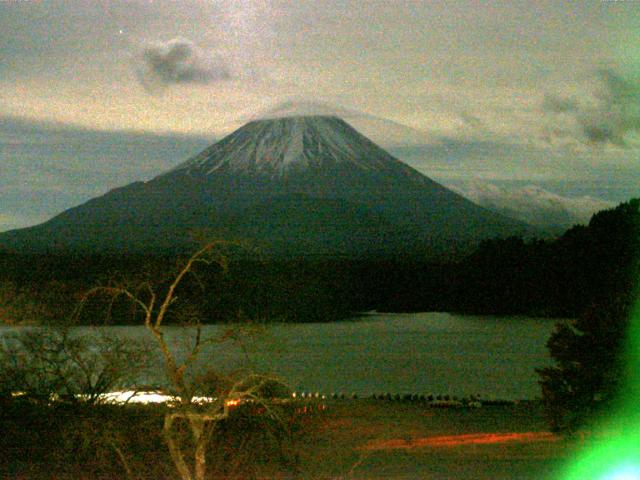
[296,399,575,479]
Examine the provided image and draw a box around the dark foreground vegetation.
[1,243,311,480]
[0,397,305,480]
[1,396,571,480]
[0,199,637,325]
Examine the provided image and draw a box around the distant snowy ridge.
[448,181,614,228]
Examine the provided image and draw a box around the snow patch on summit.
[282,117,305,167]
[172,115,418,179]
[244,99,433,147]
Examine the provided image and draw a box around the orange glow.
[361,432,559,451]
[294,403,328,415]
[225,399,241,407]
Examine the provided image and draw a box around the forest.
[0,199,638,326]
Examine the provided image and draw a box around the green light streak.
[559,297,640,480]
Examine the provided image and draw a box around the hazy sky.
[1,0,639,231]
[1,0,637,138]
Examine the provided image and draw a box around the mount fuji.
[0,115,530,257]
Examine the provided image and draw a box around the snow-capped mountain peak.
[234,99,433,147]
[172,115,412,178]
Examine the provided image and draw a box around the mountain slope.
[0,115,530,257]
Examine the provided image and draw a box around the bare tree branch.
[71,239,296,480]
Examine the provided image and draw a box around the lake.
[0,312,559,400]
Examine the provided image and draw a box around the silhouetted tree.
[537,296,632,433]
[537,199,639,433]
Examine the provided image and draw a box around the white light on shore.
[100,391,175,404]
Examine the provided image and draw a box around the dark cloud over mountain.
[137,37,231,91]
[544,69,640,147]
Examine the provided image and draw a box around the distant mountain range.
[0,115,530,257]
[447,181,615,232]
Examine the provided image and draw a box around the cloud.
[137,37,231,91]
[247,98,433,146]
[580,69,640,145]
[543,69,640,147]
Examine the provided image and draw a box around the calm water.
[1,312,558,400]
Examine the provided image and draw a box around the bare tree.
[80,240,290,480]
[0,327,149,404]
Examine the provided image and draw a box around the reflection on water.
[0,312,558,400]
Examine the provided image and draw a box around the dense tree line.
[452,198,638,317]
[0,199,637,325]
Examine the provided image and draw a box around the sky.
[1,0,639,231]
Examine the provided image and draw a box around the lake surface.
[0,312,559,400]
